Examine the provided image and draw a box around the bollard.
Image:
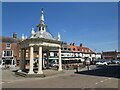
[87,65,89,71]
[76,65,78,72]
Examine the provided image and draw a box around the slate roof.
[0,36,22,43]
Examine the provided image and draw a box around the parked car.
[96,61,108,65]
[112,60,120,64]
[105,60,112,64]
[50,63,58,67]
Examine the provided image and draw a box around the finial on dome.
[40,8,45,24]
[41,8,44,14]
[31,28,35,38]
[57,32,61,41]
[22,34,25,40]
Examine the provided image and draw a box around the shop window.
[6,43,11,49]
[54,52,57,56]
[64,48,67,50]
[50,52,54,56]
[68,48,71,50]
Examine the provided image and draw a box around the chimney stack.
[80,43,82,47]
[13,32,17,38]
[73,43,75,46]
[70,43,72,45]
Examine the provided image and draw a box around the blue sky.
[2,2,118,52]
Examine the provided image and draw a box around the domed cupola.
[30,8,56,40]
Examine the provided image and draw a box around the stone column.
[42,57,45,69]
[28,46,34,74]
[58,47,62,71]
[46,50,49,69]
[18,49,23,72]
[37,46,43,74]
[11,59,13,65]
[23,49,26,70]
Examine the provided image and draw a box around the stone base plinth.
[15,71,45,78]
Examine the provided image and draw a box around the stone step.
[15,72,45,78]
[15,72,27,77]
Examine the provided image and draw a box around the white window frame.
[89,50,91,52]
[3,50,13,57]
[82,49,84,52]
[6,43,11,49]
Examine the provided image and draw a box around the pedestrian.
[76,65,78,72]
[34,62,37,69]
[66,64,69,70]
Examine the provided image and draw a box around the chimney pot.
[80,43,82,47]
[73,43,75,46]
[70,43,72,45]
[13,32,17,38]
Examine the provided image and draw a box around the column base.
[58,68,62,71]
[37,71,43,74]
[28,71,34,74]
[17,70,22,72]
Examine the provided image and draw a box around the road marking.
[104,79,108,81]
[100,81,104,82]
[108,78,112,80]
[95,83,98,84]
[0,82,4,84]
[7,81,13,83]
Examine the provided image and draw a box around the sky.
[2,2,118,53]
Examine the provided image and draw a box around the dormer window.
[73,48,75,51]
[6,43,11,49]
[68,48,71,50]
[78,49,80,51]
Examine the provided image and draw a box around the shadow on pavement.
[75,65,120,78]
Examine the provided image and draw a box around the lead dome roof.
[34,31,55,40]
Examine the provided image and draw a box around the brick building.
[0,33,21,67]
